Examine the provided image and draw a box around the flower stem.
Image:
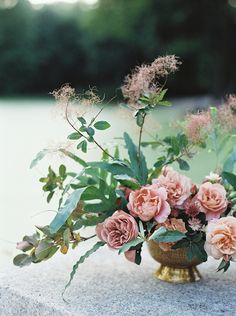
[138,112,147,163]
[65,102,114,160]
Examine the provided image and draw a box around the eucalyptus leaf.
[35,240,58,261]
[94,121,111,130]
[13,254,32,267]
[67,132,82,140]
[30,149,48,169]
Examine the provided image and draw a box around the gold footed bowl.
[148,240,203,283]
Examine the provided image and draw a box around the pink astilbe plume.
[217,95,236,131]
[121,55,181,107]
[185,111,211,145]
[51,83,76,106]
[51,84,102,119]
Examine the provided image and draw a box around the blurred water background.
[0,0,236,269]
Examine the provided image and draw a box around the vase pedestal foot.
[154,265,202,283]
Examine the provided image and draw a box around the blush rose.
[96,210,138,250]
[153,167,192,207]
[127,185,171,222]
[205,216,236,260]
[196,182,228,220]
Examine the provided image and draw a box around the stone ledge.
[0,245,235,316]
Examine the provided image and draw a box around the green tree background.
[0,0,235,97]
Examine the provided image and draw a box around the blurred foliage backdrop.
[0,0,236,97]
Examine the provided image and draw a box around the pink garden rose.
[196,182,228,220]
[205,216,236,260]
[127,185,171,222]
[96,210,138,250]
[153,167,192,207]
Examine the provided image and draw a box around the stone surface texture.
[0,243,236,316]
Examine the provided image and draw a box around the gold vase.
[148,240,203,283]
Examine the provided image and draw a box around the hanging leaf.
[30,149,48,169]
[63,241,105,296]
[49,187,86,234]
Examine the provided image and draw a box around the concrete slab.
[0,243,235,316]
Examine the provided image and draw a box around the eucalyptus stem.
[65,102,114,160]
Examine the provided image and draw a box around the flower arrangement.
[14,56,236,292]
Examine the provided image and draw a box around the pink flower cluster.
[96,167,229,261]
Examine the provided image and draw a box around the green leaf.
[49,187,86,234]
[59,164,66,178]
[135,110,145,127]
[47,191,54,203]
[67,132,82,140]
[191,242,207,262]
[88,161,134,177]
[63,241,105,296]
[172,238,190,249]
[217,259,231,272]
[177,159,190,171]
[114,175,140,190]
[63,228,71,248]
[223,147,236,172]
[149,227,186,243]
[77,116,86,125]
[123,132,148,185]
[86,127,95,137]
[118,238,143,254]
[77,140,87,153]
[222,171,236,189]
[94,121,111,130]
[59,149,87,168]
[158,100,172,106]
[30,149,48,169]
[35,240,58,261]
[187,244,194,261]
[13,254,32,267]
[73,215,106,229]
[81,186,107,201]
